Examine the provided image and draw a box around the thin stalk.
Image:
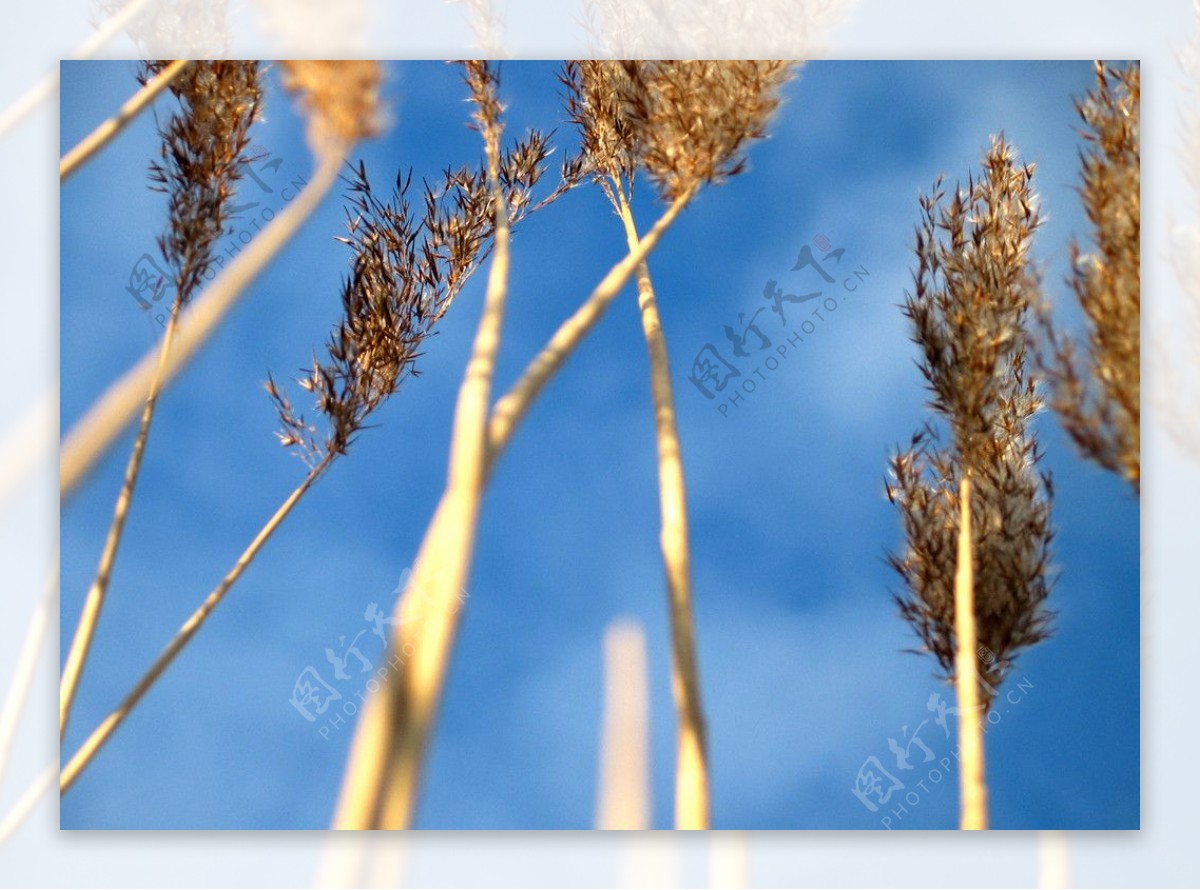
[0,763,54,846]
[486,184,697,458]
[60,59,191,182]
[333,93,513,831]
[614,188,709,830]
[954,474,988,829]
[0,559,57,792]
[0,0,159,141]
[60,152,342,501]
[60,453,334,794]
[333,185,697,830]
[60,309,183,740]
[595,620,650,830]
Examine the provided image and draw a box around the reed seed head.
[1040,61,1140,493]
[889,136,1056,703]
[279,60,383,153]
[144,60,262,309]
[269,124,555,463]
[563,60,796,200]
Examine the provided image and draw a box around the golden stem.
[60,152,343,502]
[60,456,333,794]
[60,309,182,740]
[60,60,192,182]
[614,187,709,830]
[954,474,988,829]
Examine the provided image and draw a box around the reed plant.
[559,58,794,829]
[59,66,560,793]
[333,60,795,830]
[60,60,262,742]
[1040,61,1140,494]
[888,136,1056,830]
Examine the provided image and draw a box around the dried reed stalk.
[596,620,651,830]
[332,60,516,830]
[59,59,192,182]
[60,60,261,740]
[615,190,708,829]
[952,475,986,829]
[60,61,380,501]
[61,64,556,794]
[557,59,795,829]
[888,137,1055,830]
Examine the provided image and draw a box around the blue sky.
[59,60,1139,830]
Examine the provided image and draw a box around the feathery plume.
[564,60,794,201]
[59,60,261,740]
[279,60,383,154]
[888,136,1056,829]
[1040,61,1140,493]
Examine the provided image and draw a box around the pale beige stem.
[60,59,191,182]
[1038,830,1070,888]
[709,832,750,889]
[954,474,988,830]
[60,456,333,794]
[60,310,182,740]
[486,185,696,457]
[0,763,54,846]
[595,620,650,830]
[332,103,512,831]
[60,151,343,502]
[333,187,696,831]
[0,559,57,793]
[615,191,709,830]
[0,0,159,141]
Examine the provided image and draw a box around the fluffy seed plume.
[563,60,796,200]
[888,136,1056,702]
[1040,61,1140,493]
[279,60,383,153]
[268,132,555,464]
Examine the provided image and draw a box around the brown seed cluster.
[279,60,382,152]
[1041,62,1140,494]
[888,137,1055,703]
[269,115,556,463]
[144,60,262,309]
[562,60,795,200]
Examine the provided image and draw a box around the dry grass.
[60,60,262,741]
[59,61,378,500]
[888,136,1056,830]
[61,61,556,799]
[559,59,796,829]
[1040,61,1140,494]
